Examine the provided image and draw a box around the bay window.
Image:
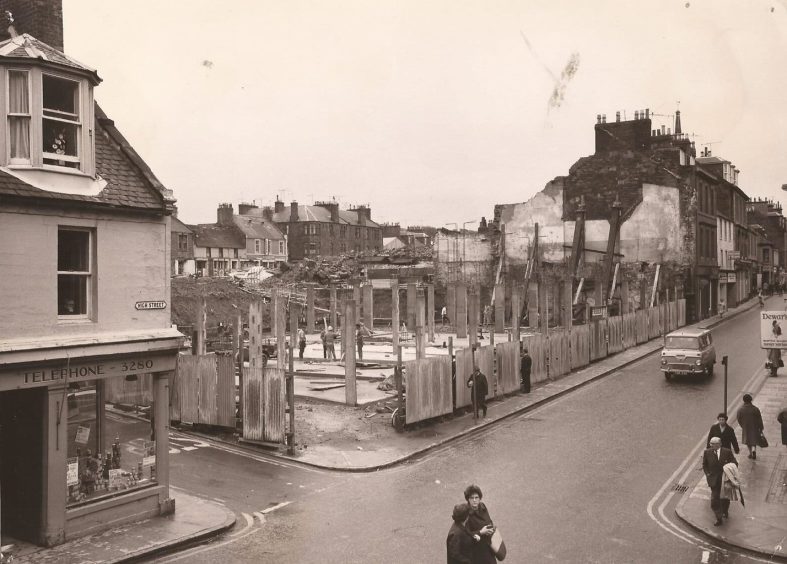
[7,69,30,163]
[43,74,81,168]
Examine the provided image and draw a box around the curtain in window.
[8,71,30,160]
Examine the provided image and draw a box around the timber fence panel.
[263,366,286,443]
[198,356,218,426]
[476,345,495,400]
[660,303,668,335]
[622,313,636,349]
[216,355,236,428]
[242,365,263,441]
[495,341,520,395]
[455,347,474,409]
[523,334,548,384]
[589,320,608,362]
[570,325,590,370]
[405,357,453,424]
[635,310,649,344]
[177,355,200,424]
[607,316,623,354]
[648,307,662,340]
[668,301,678,331]
[548,330,570,378]
[678,299,686,327]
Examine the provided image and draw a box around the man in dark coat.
[707,413,740,454]
[737,393,764,459]
[520,347,532,393]
[446,503,475,564]
[467,368,489,418]
[702,436,738,526]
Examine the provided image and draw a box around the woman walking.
[737,394,764,459]
[464,485,497,564]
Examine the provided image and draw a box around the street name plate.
[135,301,167,310]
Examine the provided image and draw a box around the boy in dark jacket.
[446,503,475,564]
[467,368,489,418]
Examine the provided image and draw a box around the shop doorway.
[0,388,44,544]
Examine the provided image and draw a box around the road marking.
[229,512,254,538]
[169,448,181,454]
[701,550,709,563]
[253,511,265,523]
[261,501,292,514]
[181,446,198,451]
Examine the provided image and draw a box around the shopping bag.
[490,528,507,561]
[758,432,769,448]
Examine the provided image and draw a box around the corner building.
[0,2,181,546]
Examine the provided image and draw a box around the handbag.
[758,432,769,448]
[779,359,784,368]
[490,528,507,561]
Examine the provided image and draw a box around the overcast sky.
[63,0,787,228]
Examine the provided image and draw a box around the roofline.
[0,56,102,86]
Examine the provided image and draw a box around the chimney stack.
[616,111,621,122]
[597,114,602,124]
[0,0,64,51]
[290,201,299,222]
[217,203,234,225]
[274,199,285,214]
[262,206,273,221]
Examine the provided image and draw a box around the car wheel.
[664,372,672,381]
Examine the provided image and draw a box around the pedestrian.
[520,347,532,394]
[355,323,364,360]
[441,305,448,325]
[325,326,337,360]
[777,405,787,448]
[320,328,327,359]
[464,485,497,564]
[737,393,764,459]
[297,327,306,360]
[466,367,489,418]
[702,436,738,526]
[707,413,739,454]
[446,503,475,564]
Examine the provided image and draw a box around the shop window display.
[66,377,157,506]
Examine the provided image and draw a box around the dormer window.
[43,73,81,169]
[2,66,95,175]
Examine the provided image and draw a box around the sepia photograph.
[1,1,787,562]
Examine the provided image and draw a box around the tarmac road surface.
[155,300,778,563]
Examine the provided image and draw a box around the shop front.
[0,330,180,546]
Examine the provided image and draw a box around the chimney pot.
[597,114,601,124]
[645,108,650,119]
[616,111,621,122]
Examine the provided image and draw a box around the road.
[153,299,780,563]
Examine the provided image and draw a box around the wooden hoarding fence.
[548,330,570,378]
[607,316,623,354]
[404,356,453,424]
[570,325,590,370]
[495,341,520,395]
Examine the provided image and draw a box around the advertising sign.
[67,458,79,486]
[590,306,608,320]
[75,425,91,445]
[760,311,787,348]
[729,251,741,259]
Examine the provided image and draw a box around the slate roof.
[172,217,192,233]
[0,34,100,82]
[232,215,285,240]
[189,224,246,249]
[271,204,379,228]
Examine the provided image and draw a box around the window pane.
[43,74,79,119]
[59,230,90,271]
[43,119,79,158]
[58,274,87,314]
[8,116,30,160]
[8,71,29,113]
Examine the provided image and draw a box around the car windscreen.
[665,336,700,350]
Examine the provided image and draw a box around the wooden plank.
[635,310,649,344]
[607,316,623,354]
[263,366,286,443]
[243,365,263,441]
[570,325,590,370]
[523,334,548,384]
[405,356,452,424]
[455,347,474,408]
[495,341,520,395]
[216,355,235,428]
[198,355,218,425]
[648,307,661,340]
[622,312,636,349]
[476,345,494,399]
[177,355,200,424]
[678,299,686,327]
[169,361,181,421]
[548,330,570,378]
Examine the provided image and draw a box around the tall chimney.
[615,111,621,122]
[290,201,299,222]
[217,203,234,225]
[274,199,285,214]
[0,0,64,51]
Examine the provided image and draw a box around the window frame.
[57,226,94,321]
[6,68,31,165]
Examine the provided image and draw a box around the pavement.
[0,489,235,564]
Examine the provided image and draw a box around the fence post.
[416,288,426,360]
[427,283,435,343]
[306,283,315,333]
[391,279,400,353]
[234,311,243,425]
[287,302,296,453]
[345,299,357,406]
[196,296,207,355]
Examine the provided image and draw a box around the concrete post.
[43,386,67,545]
[248,299,265,371]
[330,285,338,330]
[391,279,400,353]
[494,283,505,333]
[456,282,468,338]
[447,283,456,327]
[353,281,361,324]
[427,284,435,342]
[512,285,521,343]
[407,282,417,330]
[344,299,357,406]
[196,296,207,355]
[416,288,426,359]
[468,286,478,347]
[363,282,373,329]
[274,291,286,369]
[306,283,315,333]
